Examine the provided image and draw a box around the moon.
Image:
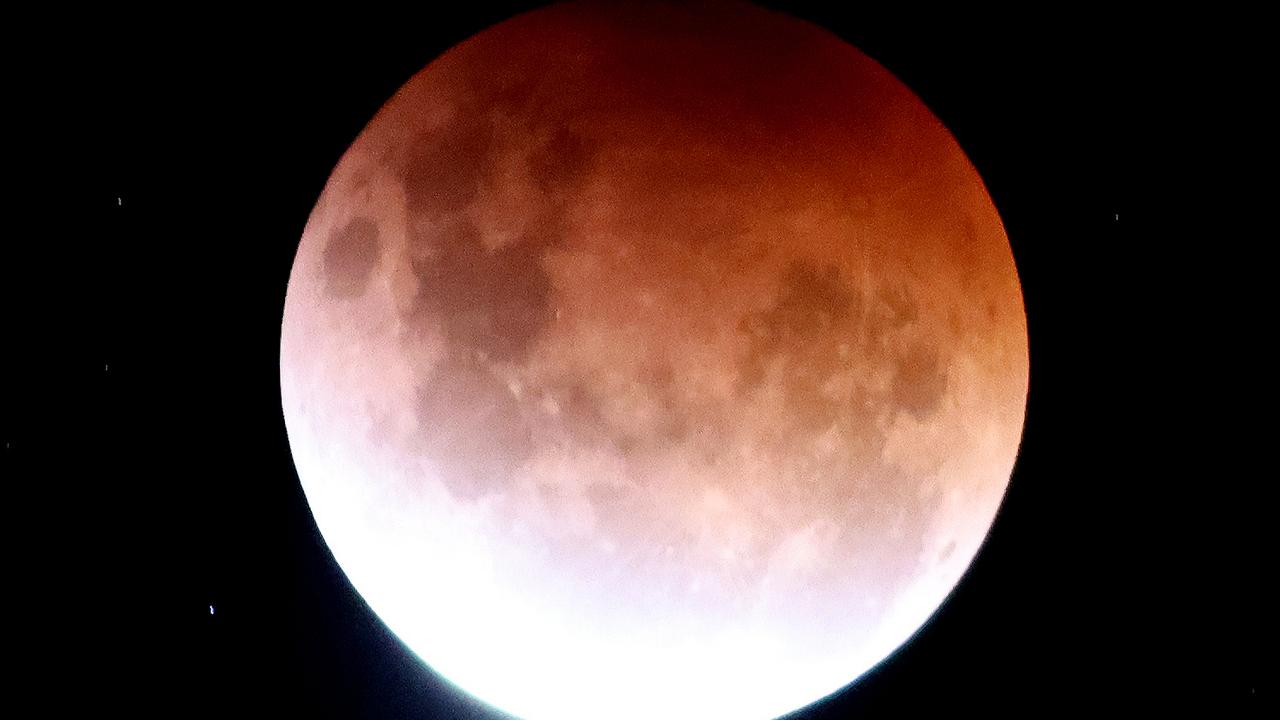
[279,2,1028,718]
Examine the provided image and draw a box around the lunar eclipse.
[280,1,1029,718]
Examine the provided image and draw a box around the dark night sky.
[5,2,1259,717]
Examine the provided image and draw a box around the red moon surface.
[280,1,1028,718]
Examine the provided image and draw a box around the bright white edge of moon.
[286,421,1020,720]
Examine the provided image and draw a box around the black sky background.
[6,2,1260,717]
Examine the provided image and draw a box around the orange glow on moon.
[280,1,1028,718]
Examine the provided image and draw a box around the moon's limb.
[281,2,1028,719]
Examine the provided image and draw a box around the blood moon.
[280,1,1028,719]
